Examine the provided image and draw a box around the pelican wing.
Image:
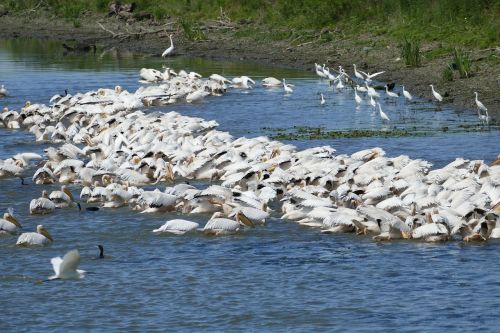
[153,219,200,234]
[204,218,239,232]
[412,223,448,239]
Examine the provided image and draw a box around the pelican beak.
[63,187,74,201]
[237,212,255,228]
[40,227,54,242]
[491,157,500,166]
[6,215,21,228]
[268,164,278,173]
[166,163,175,182]
[401,231,410,239]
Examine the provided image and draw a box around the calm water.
[1,39,499,332]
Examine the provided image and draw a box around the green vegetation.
[442,64,454,82]
[263,123,500,140]
[3,0,499,48]
[179,18,207,41]
[400,38,421,67]
[452,47,473,78]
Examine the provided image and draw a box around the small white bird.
[283,79,293,94]
[320,93,326,105]
[377,102,390,122]
[353,64,365,80]
[430,84,443,102]
[474,92,487,112]
[385,85,399,98]
[369,95,377,108]
[161,35,174,57]
[402,85,412,101]
[354,89,362,105]
[49,249,86,280]
[0,85,8,97]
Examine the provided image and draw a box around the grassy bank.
[3,0,499,48]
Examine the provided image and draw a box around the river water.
[0,39,499,332]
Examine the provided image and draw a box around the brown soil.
[0,12,498,117]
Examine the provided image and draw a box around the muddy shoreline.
[0,13,498,116]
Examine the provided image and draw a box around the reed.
[401,38,421,67]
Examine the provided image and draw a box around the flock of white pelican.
[0,62,499,279]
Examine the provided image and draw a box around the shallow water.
[0,39,499,332]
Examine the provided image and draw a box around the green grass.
[4,0,499,48]
[401,37,421,67]
[452,47,473,78]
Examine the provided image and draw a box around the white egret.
[474,92,487,112]
[283,79,293,94]
[353,64,365,80]
[161,35,174,57]
[429,84,443,102]
[402,85,412,101]
[354,89,362,105]
[49,249,86,280]
[385,85,399,98]
[320,93,326,105]
[377,102,390,122]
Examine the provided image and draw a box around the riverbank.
[0,11,498,115]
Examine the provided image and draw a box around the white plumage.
[153,219,200,235]
[50,249,86,280]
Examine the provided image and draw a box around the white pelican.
[30,190,56,215]
[377,102,390,122]
[0,208,21,235]
[0,84,8,97]
[203,211,254,235]
[49,185,75,208]
[232,76,255,89]
[402,86,412,101]
[283,79,293,94]
[153,219,200,235]
[16,224,53,246]
[429,84,443,102]
[49,249,86,280]
[161,35,174,57]
[262,77,281,87]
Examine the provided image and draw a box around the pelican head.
[37,224,53,242]
[236,211,255,228]
[62,185,74,201]
[42,190,49,198]
[115,85,123,94]
[4,212,21,228]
